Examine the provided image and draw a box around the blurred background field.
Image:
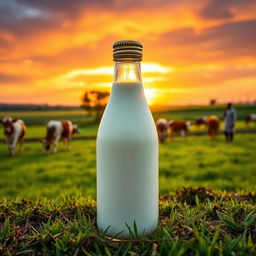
[0,134,255,200]
[1,104,256,138]
[0,105,255,200]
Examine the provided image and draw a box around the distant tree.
[81,90,110,122]
[209,99,217,106]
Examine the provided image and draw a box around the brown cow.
[40,120,80,153]
[156,119,168,143]
[245,114,256,126]
[207,116,220,140]
[169,120,191,140]
[0,117,26,156]
[194,116,207,129]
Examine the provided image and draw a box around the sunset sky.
[0,0,256,106]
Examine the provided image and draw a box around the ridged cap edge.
[113,40,142,48]
[113,40,143,61]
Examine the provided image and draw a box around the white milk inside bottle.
[97,40,158,238]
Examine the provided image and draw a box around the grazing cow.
[72,124,80,134]
[169,120,191,139]
[40,120,80,153]
[156,119,168,143]
[245,114,256,126]
[207,116,220,140]
[0,117,26,156]
[194,116,207,129]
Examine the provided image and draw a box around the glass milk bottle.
[97,40,158,238]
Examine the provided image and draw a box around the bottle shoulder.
[97,107,157,141]
[97,82,157,140]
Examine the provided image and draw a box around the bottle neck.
[113,61,142,83]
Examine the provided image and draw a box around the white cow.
[156,118,168,143]
[40,120,80,153]
[0,117,26,156]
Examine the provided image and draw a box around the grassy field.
[1,104,256,140]
[0,134,255,200]
[0,121,255,140]
[0,123,98,139]
[0,106,256,255]
[1,189,255,255]
[1,104,256,126]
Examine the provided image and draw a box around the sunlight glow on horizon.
[57,62,173,80]
[53,63,174,105]
[144,88,156,106]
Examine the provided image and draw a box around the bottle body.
[97,82,158,238]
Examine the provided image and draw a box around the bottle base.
[97,221,158,240]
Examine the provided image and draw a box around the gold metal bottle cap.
[113,40,143,61]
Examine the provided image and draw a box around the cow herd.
[156,113,256,143]
[156,119,191,143]
[0,117,80,156]
[1,113,256,156]
[156,116,220,143]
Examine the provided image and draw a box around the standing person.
[223,103,237,142]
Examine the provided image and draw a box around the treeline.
[0,103,80,112]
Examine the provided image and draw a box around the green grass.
[153,104,256,122]
[0,134,255,200]
[0,106,256,255]
[1,103,256,124]
[1,188,256,255]
[0,110,92,126]
[159,134,256,193]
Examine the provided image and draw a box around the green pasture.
[153,104,256,121]
[0,120,255,140]
[1,104,256,125]
[0,123,97,139]
[0,134,255,200]
[0,106,256,255]
[1,104,256,139]
[2,103,255,126]
[0,110,92,126]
